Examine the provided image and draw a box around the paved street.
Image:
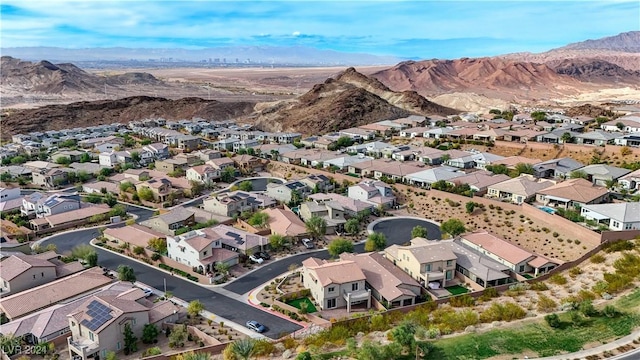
[371,217,441,242]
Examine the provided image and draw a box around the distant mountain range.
[0,46,405,66]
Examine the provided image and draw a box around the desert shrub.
[431,308,478,332]
[530,282,549,291]
[369,314,389,331]
[449,294,476,308]
[576,289,596,302]
[478,287,499,301]
[479,302,526,322]
[603,272,634,294]
[603,240,635,253]
[592,281,609,295]
[613,252,640,278]
[579,300,599,317]
[549,274,568,285]
[545,313,561,328]
[590,254,606,263]
[537,294,558,313]
[568,267,583,278]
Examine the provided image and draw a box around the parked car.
[249,254,264,264]
[246,320,266,333]
[257,251,271,260]
[143,288,153,298]
[301,238,314,249]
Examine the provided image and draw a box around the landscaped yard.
[446,285,469,296]
[522,273,534,279]
[286,297,318,313]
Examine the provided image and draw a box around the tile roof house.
[262,207,308,239]
[66,286,180,360]
[403,166,464,188]
[167,228,240,274]
[299,201,347,234]
[266,180,311,203]
[31,168,70,188]
[340,252,422,308]
[308,193,374,217]
[449,171,512,196]
[575,164,631,187]
[347,180,396,209]
[536,178,609,209]
[186,165,220,186]
[141,206,196,235]
[103,224,166,249]
[203,190,277,217]
[0,252,84,297]
[533,158,585,179]
[581,202,640,231]
[619,169,640,191]
[301,257,370,312]
[0,267,112,321]
[491,156,542,169]
[29,205,112,232]
[487,174,555,204]
[460,231,561,276]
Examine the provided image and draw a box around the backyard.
[446,285,470,296]
[287,297,318,313]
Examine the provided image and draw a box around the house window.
[203,251,207,256]
[328,286,335,292]
[89,332,94,341]
[519,265,525,273]
[446,260,453,267]
[613,221,620,228]
[425,264,431,272]
[351,283,358,291]
[327,298,337,308]
[132,319,136,325]
[33,274,36,279]
[117,342,121,350]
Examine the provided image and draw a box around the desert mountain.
[551,59,640,83]
[1,96,255,139]
[501,31,640,71]
[252,67,457,135]
[0,56,164,94]
[371,58,581,97]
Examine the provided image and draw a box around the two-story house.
[347,180,396,209]
[299,174,335,193]
[0,252,83,296]
[21,192,81,219]
[301,257,370,313]
[166,229,239,274]
[135,178,174,202]
[186,165,220,186]
[141,206,195,235]
[299,200,346,234]
[32,168,70,188]
[202,191,277,217]
[384,237,457,287]
[67,289,180,360]
[142,143,170,160]
[266,180,311,204]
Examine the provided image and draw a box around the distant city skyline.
[1,1,638,59]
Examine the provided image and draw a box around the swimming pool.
[538,206,556,214]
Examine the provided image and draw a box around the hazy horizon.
[1,1,639,60]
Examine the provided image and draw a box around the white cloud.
[292,31,301,37]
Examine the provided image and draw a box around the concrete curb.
[532,330,640,360]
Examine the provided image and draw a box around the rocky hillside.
[251,68,457,135]
[0,56,165,94]
[371,58,580,96]
[501,31,640,71]
[1,96,255,139]
[551,59,640,83]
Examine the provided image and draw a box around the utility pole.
[164,278,167,294]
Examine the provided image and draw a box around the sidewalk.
[533,329,640,360]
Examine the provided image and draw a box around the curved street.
[40,210,440,338]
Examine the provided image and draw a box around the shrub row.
[158,263,199,282]
[95,242,125,254]
[272,304,304,321]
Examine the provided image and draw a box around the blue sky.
[1,1,638,59]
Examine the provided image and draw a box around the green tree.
[328,238,354,257]
[187,300,205,318]
[570,170,588,179]
[616,122,625,130]
[365,232,387,252]
[238,180,253,192]
[123,323,138,354]
[230,338,256,360]
[215,262,231,276]
[561,132,574,143]
[486,164,509,175]
[344,218,360,235]
[287,189,302,207]
[0,172,12,182]
[71,244,97,263]
[120,181,134,193]
[247,212,269,227]
[169,324,187,348]
[148,237,167,253]
[133,246,145,255]
[79,152,92,163]
[268,234,287,251]
[86,252,98,267]
[390,321,416,352]
[77,170,91,182]
[465,201,476,214]
[137,187,155,201]
[305,216,327,240]
[221,166,236,182]
[531,111,547,122]
[130,151,141,164]
[295,352,312,360]
[141,323,159,344]
[104,193,118,207]
[0,333,20,356]
[411,225,428,238]
[55,156,71,165]
[117,265,136,282]
[441,218,466,238]
[514,163,534,175]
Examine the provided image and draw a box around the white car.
[249,254,264,264]
[301,238,314,249]
[143,288,153,298]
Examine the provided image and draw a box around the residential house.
[207,224,268,255]
[142,143,170,160]
[266,180,311,203]
[0,187,23,214]
[0,252,83,297]
[323,155,374,171]
[308,193,374,218]
[262,207,308,239]
[103,224,166,250]
[619,169,640,191]
[192,149,222,162]
[443,150,477,169]
[186,165,220,186]
[141,206,195,235]
[232,154,265,173]
[460,231,561,276]
[212,138,239,151]
[487,174,555,204]
[347,180,396,209]
[28,206,111,232]
[491,156,542,170]
[154,157,189,174]
[299,174,335,193]
[0,267,112,321]
[384,237,458,287]
[533,158,585,179]
[203,191,276,217]
[339,127,376,141]
[575,164,631,187]
[449,172,512,196]
[574,130,622,146]
[536,178,609,209]
[299,201,346,234]
[169,134,201,151]
[601,115,640,132]
[32,168,70,188]
[0,187,21,203]
[614,133,640,147]
[403,166,464,188]
[301,257,370,312]
[98,152,118,167]
[34,192,81,218]
[581,203,640,231]
[207,157,236,172]
[167,228,240,274]
[66,287,180,360]
[135,178,174,202]
[50,150,87,163]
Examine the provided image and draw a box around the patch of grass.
[616,288,640,313]
[446,285,470,296]
[286,297,318,313]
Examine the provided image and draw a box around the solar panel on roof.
[81,300,113,331]
[225,231,245,245]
